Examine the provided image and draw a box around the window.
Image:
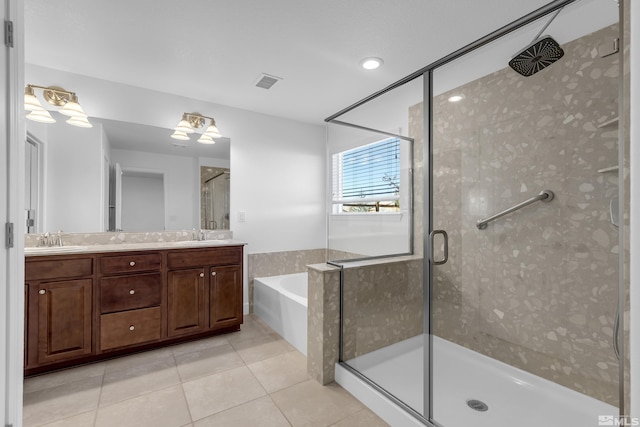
[332,138,401,213]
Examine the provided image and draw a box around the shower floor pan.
[337,335,616,427]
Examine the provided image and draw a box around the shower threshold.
[336,335,616,427]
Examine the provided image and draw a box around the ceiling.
[24,0,558,128]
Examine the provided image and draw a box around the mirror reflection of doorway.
[120,170,165,232]
[25,136,43,234]
[201,167,230,230]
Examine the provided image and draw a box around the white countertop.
[24,239,247,257]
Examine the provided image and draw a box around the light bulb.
[26,109,56,123]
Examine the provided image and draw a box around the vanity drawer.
[100,273,162,314]
[100,307,161,350]
[167,247,242,269]
[26,257,93,281]
[100,253,162,275]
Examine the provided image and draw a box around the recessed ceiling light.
[361,57,383,70]
[448,94,465,103]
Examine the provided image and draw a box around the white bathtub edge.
[335,363,430,427]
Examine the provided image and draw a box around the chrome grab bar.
[476,190,554,230]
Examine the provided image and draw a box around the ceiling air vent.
[254,73,282,90]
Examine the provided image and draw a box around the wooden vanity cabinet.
[98,252,163,352]
[25,256,94,368]
[24,245,243,375]
[209,265,243,329]
[167,247,243,337]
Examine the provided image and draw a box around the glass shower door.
[429,1,621,425]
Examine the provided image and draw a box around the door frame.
[2,0,25,426]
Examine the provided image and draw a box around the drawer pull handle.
[199,272,205,278]
[129,261,136,267]
[129,289,135,295]
[211,271,217,276]
[39,289,46,295]
[129,325,135,331]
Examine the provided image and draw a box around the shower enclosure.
[201,168,230,230]
[326,0,627,425]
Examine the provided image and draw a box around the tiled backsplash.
[24,230,234,247]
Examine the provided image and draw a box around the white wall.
[111,149,198,231]
[231,115,326,254]
[121,174,165,231]
[25,64,327,253]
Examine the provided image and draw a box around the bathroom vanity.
[24,241,243,375]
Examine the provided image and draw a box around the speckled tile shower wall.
[427,24,621,405]
[341,258,424,361]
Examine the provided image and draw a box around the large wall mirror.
[25,111,230,234]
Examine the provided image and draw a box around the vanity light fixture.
[24,84,92,128]
[171,112,221,144]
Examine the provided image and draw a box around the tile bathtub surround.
[23,315,387,427]
[24,230,234,247]
[427,24,621,404]
[307,264,341,384]
[247,248,326,312]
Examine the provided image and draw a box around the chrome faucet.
[192,228,206,241]
[37,230,64,247]
[37,232,49,247]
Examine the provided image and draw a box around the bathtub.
[336,335,617,427]
[253,272,308,355]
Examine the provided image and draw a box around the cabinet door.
[167,268,206,337]
[35,279,92,365]
[209,265,242,329]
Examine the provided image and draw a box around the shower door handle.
[429,230,448,265]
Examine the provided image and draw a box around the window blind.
[332,138,400,203]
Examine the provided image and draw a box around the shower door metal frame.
[326,0,626,423]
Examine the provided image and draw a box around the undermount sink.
[24,245,88,253]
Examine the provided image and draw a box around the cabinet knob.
[199,272,205,278]
[38,289,46,295]
[129,325,135,331]
[129,289,135,295]
[211,271,217,276]
[129,261,136,267]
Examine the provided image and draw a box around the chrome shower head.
[508,36,564,77]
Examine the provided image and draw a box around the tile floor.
[23,315,389,427]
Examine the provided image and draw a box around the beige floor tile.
[193,396,290,427]
[248,351,310,393]
[226,319,277,345]
[103,346,175,373]
[230,334,294,365]
[23,376,102,427]
[182,366,266,421]
[271,380,364,427]
[175,342,245,382]
[330,409,389,427]
[24,362,106,394]
[100,353,180,406]
[170,334,229,358]
[40,411,96,427]
[95,384,191,427]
